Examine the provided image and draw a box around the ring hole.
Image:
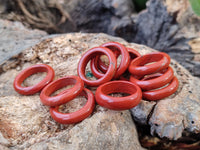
[100,54,121,69]
[144,62,157,66]
[109,92,130,97]
[58,96,87,113]
[129,53,139,60]
[23,72,47,87]
[142,73,163,81]
[139,54,164,66]
[50,84,75,96]
[100,55,109,67]
[102,82,137,95]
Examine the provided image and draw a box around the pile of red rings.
[13,42,179,124]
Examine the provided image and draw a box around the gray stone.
[1,32,200,143]
[0,33,145,150]
[0,19,47,65]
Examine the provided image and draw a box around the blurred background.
[0,0,200,149]
[0,0,200,78]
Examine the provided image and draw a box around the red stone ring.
[13,64,55,95]
[130,67,174,91]
[50,88,95,124]
[90,42,130,79]
[95,80,142,110]
[77,47,117,87]
[91,47,141,78]
[119,47,141,81]
[126,47,141,60]
[128,52,170,76]
[143,76,179,101]
[40,76,84,106]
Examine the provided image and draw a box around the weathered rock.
[1,32,200,143]
[0,19,47,65]
[0,33,145,150]
[131,54,200,140]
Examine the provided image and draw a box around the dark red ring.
[95,80,142,110]
[126,47,141,60]
[142,76,179,101]
[97,50,120,74]
[98,47,141,73]
[50,88,95,124]
[91,42,130,79]
[91,47,141,79]
[13,64,55,95]
[77,47,117,87]
[119,48,141,81]
[40,76,84,106]
[130,67,174,91]
[128,52,170,76]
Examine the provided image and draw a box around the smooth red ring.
[142,76,179,101]
[13,64,55,95]
[91,42,130,79]
[97,47,141,73]
[40,76,84,106]
[128,52,170,76]
[77,47,117,87]
[126,47,141,60]
[130,67,174,91]
[119,47,141,81]
[50,88,95,124]
[91,47,141,79]
[95,80,142,110]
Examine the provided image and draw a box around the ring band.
[126,47,141,60]
[130,67,174,91]
[95,80,142,110]
[91,47,141,79]
[96,49,120,74]
[91,42,130,79]
[50,88,95,124]
[77,47,117,87]
[119,48,141,81]
[142,77,179,101]
[128,52,170,76]
[40,76,84,106]
[13,64,54,95]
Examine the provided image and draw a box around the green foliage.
[189,0,200,16]
[132,0,148,12]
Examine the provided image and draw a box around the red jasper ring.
[50,88,95,124]
[91,47,141,79]
[119,48,141,81]
[40,76,84,106]
[90,42,130,79]
[99,47,140,72]
[95,80,142,110]
[128,52,170,76]
[126,47,141,60]
[13,64,54,95]
[77,47,117,87]
[143,76,179,101]
[130,67,174,91]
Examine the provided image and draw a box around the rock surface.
[0,19,47,65]
[1,32,200,145]
[0,33,144,150]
